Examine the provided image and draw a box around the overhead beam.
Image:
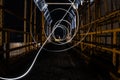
[34,0,53,25]
[47,3,72,5]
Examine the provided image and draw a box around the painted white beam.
[47,3,72,5]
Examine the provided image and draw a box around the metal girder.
[80,42,120,54]
[47,3,72,5]
[73,0,120,76]
[34,0,52,26]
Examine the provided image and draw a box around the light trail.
[0,0,76,80]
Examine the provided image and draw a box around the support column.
[5,32,10,62]
[30,0,33,49]
[94,0,97,54]
[90,35,93,55]
[34,6,37,48]
[24,0,27,52]
[104,0,108,14]
[41,12,45,44]
[113,32,116,66]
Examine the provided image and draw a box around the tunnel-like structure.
[0,0,120,80]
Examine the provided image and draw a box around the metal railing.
[73,0,120,77]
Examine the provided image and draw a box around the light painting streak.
[0,0,77,80]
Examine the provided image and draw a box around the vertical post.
[0,0,3,46]
[104,0,108,14]
[24,0,27,52]
[94,0,96,20]
[30,0,33,49]
[94,0,96,53]
[41,12,45,44]
[27,33,30,51]
[90,35,93,55]
[88,0,90,23]
[34,6,37,48]
[98,0,101,18]
[5,32,10,63]
[113,32,116,66]
[39,13,42,45]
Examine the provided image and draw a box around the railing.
[0,27,40,60]
[0,0,42,62]
[73,0,120,77]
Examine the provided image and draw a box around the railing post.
[27,33,30,51]
[5,32,10,63]
[24,0,27,52]
[30,0,33,50]
[41,12,45,45]
[34,6,37,48]
[104,0,108,14]
[113,32,116,66]
[90,34,93,55]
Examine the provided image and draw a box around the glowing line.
[51,20,71,45]
[0,0,75,80]
[43,0,92,52]
[48,8,78,45]
[42,6,92,52]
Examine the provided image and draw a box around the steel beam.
[80,42,120,54]
[47,3,72,5]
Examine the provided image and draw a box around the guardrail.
[0,27,40,61]
[0,0,41,62]
[73,0,120,77]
